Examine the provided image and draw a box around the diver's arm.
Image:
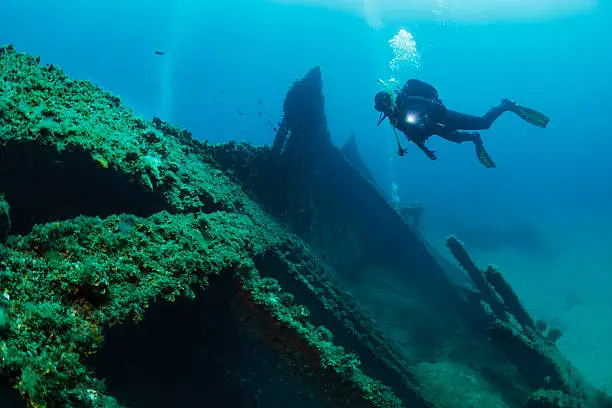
[400,127,437,160]
[413,139,437,160]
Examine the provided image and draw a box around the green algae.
[0,212,244,406]
[0,43,249,215]
[0,211,401,407]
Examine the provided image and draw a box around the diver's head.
[375,91,393,126]
[374,91,393,114]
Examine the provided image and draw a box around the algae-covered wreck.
[0,44,609,407]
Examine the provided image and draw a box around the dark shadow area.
[0,141,167,235]
[0,376,25,408]
[89,273,324,408]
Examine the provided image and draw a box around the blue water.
[3,0,611,394]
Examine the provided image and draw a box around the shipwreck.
[0,44,610,407]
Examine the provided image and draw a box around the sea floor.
[424,212,612,395]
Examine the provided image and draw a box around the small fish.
[154,50,165,56]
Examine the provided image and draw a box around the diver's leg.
[438,129,482,144]
[443,102,511,130]
[438,130,495,168]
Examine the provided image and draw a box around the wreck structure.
[0,45,609,407]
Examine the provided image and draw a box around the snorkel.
[377,79,408,156]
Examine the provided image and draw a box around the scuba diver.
[374,79,550,168]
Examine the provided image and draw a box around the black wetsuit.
[391,79,510,159]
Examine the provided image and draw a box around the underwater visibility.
[0,0,611,407]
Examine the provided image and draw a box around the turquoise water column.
[158,48,173,121]
[158,0,191,122]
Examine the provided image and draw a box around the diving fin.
[475,143,496,168]
[513,104,550,128]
